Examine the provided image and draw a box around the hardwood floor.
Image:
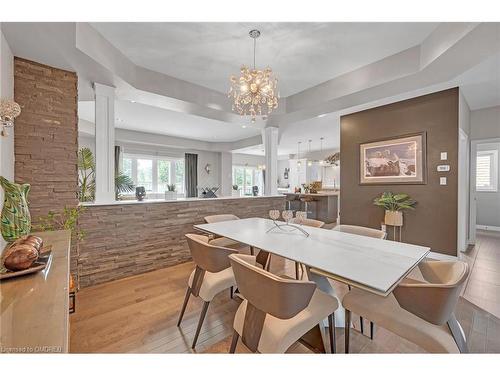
[463,230,500,319]
[70,232,500,353]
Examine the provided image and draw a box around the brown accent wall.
[340,88,459,255]
[78,196,285,288]
[13,57,79,272]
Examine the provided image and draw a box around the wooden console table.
[0,230,71,353]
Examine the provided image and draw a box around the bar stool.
[300,196,316,218]
[286,195,300,212]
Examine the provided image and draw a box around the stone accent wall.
[78,196,285,288]
[13,58,79,275]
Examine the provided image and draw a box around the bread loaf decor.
[2,235,43,271]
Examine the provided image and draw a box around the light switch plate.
[440,152,448,160]
[437,165,450,172]
[440,177,447,185]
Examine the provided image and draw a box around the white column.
[94,83,115,203]
[262,127,279,196]
[218,151,233,197]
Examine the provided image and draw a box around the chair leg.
[266,255,272,271]
[360,316,364,335]
[250,246,254,256]
[328,313,336,354]
[192,301,210,349]
[295,262,300,279]
[370,321,374,340]
[345,309,351,354]
[177,287,191,327]
[230,286,234,299]
[229,329,239,353]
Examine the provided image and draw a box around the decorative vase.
[0,176,32,242]
[385,210,403,227]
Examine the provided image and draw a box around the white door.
[469,140,478,245]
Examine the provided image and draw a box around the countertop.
[0,230,71,353]
[284,191,340,197]
[80,194,285,207]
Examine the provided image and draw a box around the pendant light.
[307,140,313,167]
[297,141,302,168]
[319,137,324,165]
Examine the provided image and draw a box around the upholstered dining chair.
[342,260,469,353]
[332,224,387,339]
[203,214,253,255]
[177,233,238,349]
[228,253,339,354]
[332,224,387,239]
[290,217,325,279]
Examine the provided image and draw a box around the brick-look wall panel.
[14,58,79,276]
[78,197,285,288]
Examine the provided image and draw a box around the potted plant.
[165,184,177,200]
[232,184,240,197]
[373,192,416,227]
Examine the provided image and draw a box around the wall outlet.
[440,177,447,185]
[440,152,448,160]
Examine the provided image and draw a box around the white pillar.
[93,83,115,203]
[262,127,279,196]
[218,151,233,197]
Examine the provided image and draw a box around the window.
[232,166,263,196]
[122,154,185,195]
[476,149,498,192]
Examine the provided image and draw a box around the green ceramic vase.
[0,176,31,242]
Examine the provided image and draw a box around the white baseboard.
[476,225,500,232]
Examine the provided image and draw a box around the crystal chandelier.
[229,29,279,123]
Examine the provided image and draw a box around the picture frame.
[359,132,427,185]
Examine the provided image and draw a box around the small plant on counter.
[34,206,86,242]
[115,172,135,200]
[373,192,417,227]
[167,184,176,192]
[232,184,239,191]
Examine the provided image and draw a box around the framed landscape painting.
[359,132,427,185]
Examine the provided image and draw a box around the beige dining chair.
[228,253,339,354]
[332,224,387,239]
[342,260,469,353]
[289,217,325,279]
[332,224,386,338]
[203,214,253,255]
[177,233,238,349]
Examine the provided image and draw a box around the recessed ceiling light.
[130,100,136,103]
[242,125,247,128]
[318,114,327,118]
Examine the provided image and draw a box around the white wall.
[0,27,14,252]
[476,142,500,228]
[232,153,265,167]
[470,106,500,231]
[471,106,500,140]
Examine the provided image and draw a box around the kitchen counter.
[284,192,339,224]
[0,230,71,353]
[284,191,340,197]
[80,194,284,207]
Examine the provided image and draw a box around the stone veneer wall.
[77,196,285,288]
[13,58,79,276]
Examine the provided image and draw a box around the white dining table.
[195,217,430,328]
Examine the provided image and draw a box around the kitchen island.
[284,191,339,224]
